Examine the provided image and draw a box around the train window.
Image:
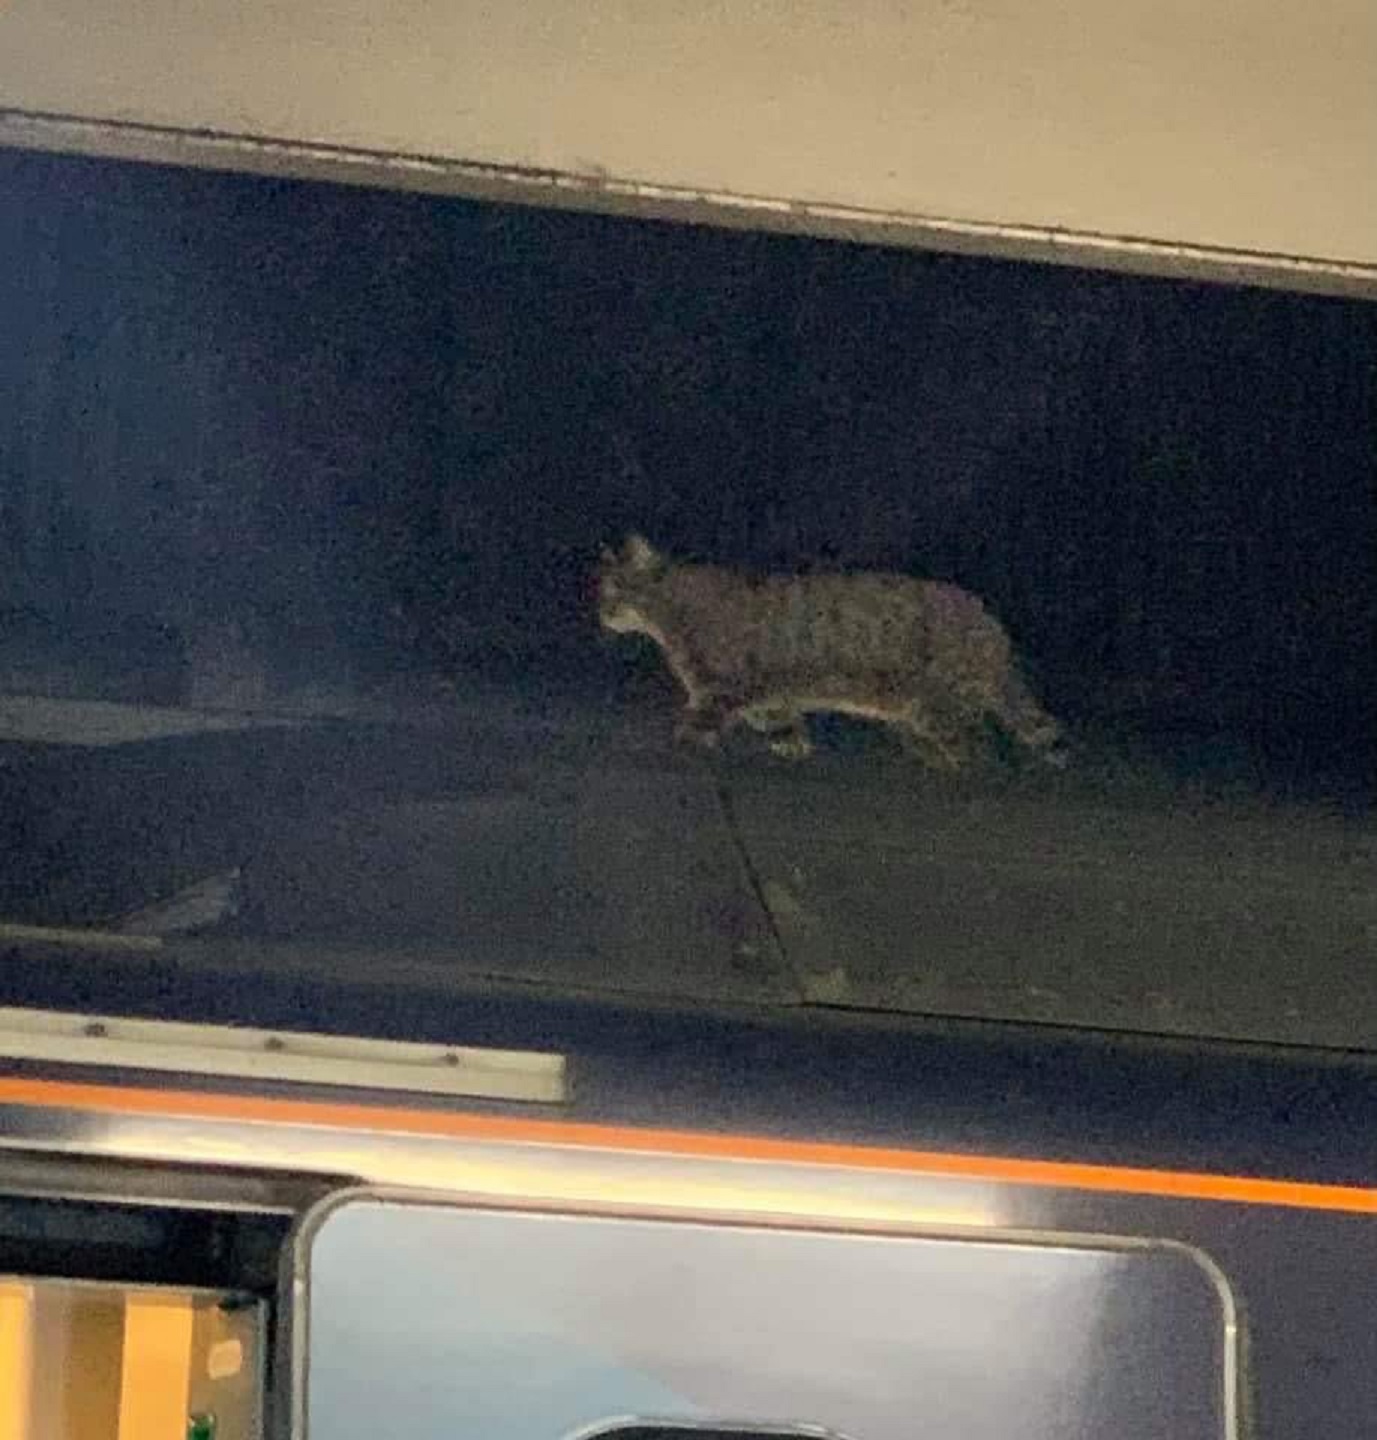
[0,1275,262,1440]
[2,146,1376,1052]
[290,1196,1237,1440]
[0,1181,290,1440]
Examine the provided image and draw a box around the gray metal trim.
[0,1150,318,1214]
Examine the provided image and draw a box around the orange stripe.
[1,1073,1375,1214]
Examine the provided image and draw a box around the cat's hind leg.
[673,693,731,750]
[895,701,969,771]
[738,701,814,760]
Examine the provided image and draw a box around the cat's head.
[596,533,669,634]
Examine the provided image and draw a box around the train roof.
[3,692,1374,1056]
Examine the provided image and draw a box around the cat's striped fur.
[597,534,1063,768]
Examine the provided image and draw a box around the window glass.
[2,148,1374,1046]
[297,1199,1234,1440]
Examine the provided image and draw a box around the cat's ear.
[623,533,660,572]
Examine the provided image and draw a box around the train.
[2,971,1377,1439]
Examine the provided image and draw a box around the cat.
[597,533,1064,769]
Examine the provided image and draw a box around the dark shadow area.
[1,146,1375,1043]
